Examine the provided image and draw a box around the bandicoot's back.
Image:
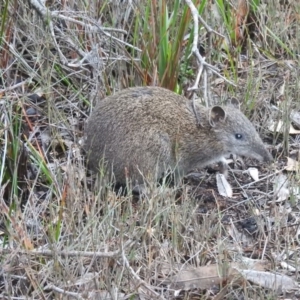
[83,86,272,185]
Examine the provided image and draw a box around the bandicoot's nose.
[255,144,272,162]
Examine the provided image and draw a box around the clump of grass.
[0,101,26,202]
[132,0,205,91]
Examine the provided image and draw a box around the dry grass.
[0,0,300,299]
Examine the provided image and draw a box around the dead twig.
[184,0,236,108]
[0,239,134,258]
[45,284,84,300]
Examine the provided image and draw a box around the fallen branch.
[0,239,134,258]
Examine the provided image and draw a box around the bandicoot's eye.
[235,133,243,140]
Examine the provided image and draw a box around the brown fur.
[84,86,272,185]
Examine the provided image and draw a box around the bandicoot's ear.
[209,106,226,127]
[227,97,240,109]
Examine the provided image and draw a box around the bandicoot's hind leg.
[115,131,173,195]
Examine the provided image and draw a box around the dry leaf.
[248,167,259,181]
[159,258,271,291]
[235,257,271,271]
[278,81,285,98]
[268,120,283,132]
[280,261,296,272]
[273,173,289,202]
[268,120,300,134]
[289,125,300,134]
[216,173,233,197]
[236,270,298,292]
[285,157,300,171]
[290,110,300,128]
[167,264,234,290]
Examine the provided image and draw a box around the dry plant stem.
[223,194,267,213]
[0,117,8,186]
[262,235,268,259]
[28,0,68,64]
[184,0,235,91]
[0,79,30,93]
[46,284,84,300]
[28,0,141,67]
[0,239,133,257]
[203,68,208,107]
[5,41,41,80]
[52,14,142,56]
[121,246,166,300]
[22,107,46,162]
[240,169,280,189]
[51,12,127,34]
[191,92,202,125]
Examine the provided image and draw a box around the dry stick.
[203,66,208,107]
[53,12,141,53]
[51,12,128,34]
[47,284,134,300]
[0,240,134,258]
[46,285,84,300]
[184,0,235,90]
[240,169,280,189]
[0,117,8,186]
[184,0,236,124]
[191,57,205,125]
[221,169,280,213]
[0,79,30,94]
